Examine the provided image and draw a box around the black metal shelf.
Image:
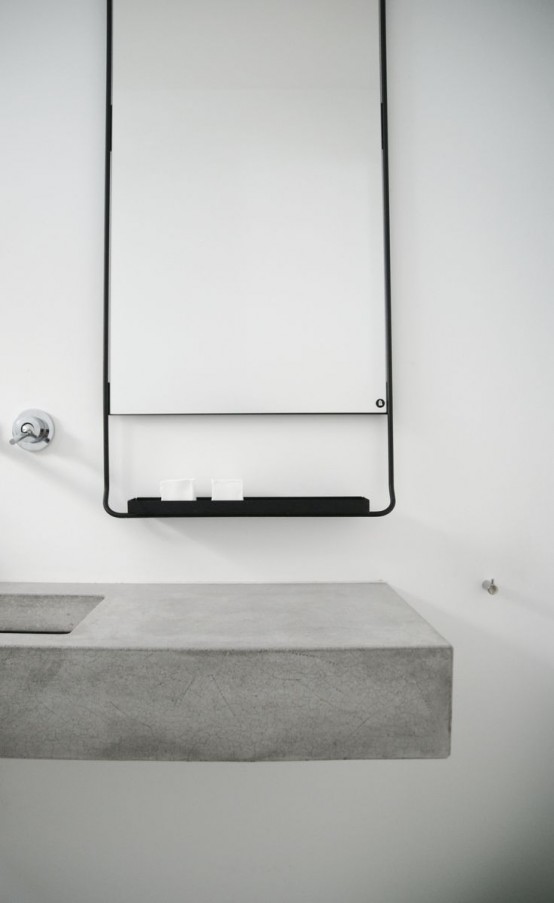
[128,496,371,518]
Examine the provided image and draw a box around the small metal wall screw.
[482,579,499,595]
[376,399,385,409]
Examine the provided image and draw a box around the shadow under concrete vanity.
[0,583,452,761]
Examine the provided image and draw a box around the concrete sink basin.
[0,594,103,634]
[0,583,452,760]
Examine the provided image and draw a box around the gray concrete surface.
[0,594,103,633]
[0,583,452,760]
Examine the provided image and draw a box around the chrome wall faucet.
[10,410,55,451]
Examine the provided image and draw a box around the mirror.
[108,0,387,415]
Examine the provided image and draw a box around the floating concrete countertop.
[0,583,452,761]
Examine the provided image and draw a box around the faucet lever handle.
[9,422,38,445]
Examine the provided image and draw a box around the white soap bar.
[211,478,243,501]
[160,479,196,501]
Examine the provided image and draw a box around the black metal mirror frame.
[103,0,394,518]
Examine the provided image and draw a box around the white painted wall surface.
[1,1,553,902]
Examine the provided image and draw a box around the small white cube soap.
[160,478,196,501]
[211,478,243,501]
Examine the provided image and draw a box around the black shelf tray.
[128,496,371,518]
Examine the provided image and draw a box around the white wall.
[1,1,554,902]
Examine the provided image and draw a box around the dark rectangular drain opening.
[0,628,73,635]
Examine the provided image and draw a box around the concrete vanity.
[0,583,452,761]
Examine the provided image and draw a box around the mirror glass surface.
[109,0,385,414]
